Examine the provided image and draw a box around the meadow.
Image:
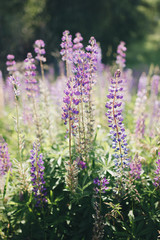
[0,31,160,240]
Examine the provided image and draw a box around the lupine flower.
[0,137,11,176]
[34,40,46,62]
[153,152,160,187]
[129,154,142,179]
[105,70,129,169]
[24,53,39,98]
[30,143,47,207]
[116,41,127,69]
[93,177,109,193]
[6,54,16,74]
[76,157,87,169]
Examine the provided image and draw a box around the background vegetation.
[0,0,160,73]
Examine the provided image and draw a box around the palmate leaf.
[97,153,115,176]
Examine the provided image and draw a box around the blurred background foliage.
[0,0,160,72]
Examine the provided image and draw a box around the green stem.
[15,99,21,161]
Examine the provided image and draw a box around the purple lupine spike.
[86,36,98,83]
[0,137,11,176]
[153,152,160,187]
[30,143,47,207]
[34,40,46,62]
[93,177,109,193]
[61,76,79,137]
[129,154,142,179]
[116,41,127,69]
[24,53,39,98]
[134,89,147,139]
[60,31,79,137]
[151,75,160,96]
[60,30,73,63]
[138,72,147,92]
[135,115,145,139]
[105,69,129,169]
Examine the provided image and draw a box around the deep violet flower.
[0,137,11,176]
[153,152,160,187]
[24,53,39,97]
[105,70,129,169]
[116,41,127,69]
[76,157,86,169]
[61,77,79,137]
[34,40,46,62]
[93,177,109,193]
[30,143,47,207]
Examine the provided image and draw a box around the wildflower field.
[0,31,160,240]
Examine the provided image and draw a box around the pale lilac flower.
[116,41,127,69]
[34,40,46,62]
[130,155,142,179]
[60,30,73,63]
[24,53,39,97]
[6,54,16,74]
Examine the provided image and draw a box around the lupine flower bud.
[8,75,20,97]
[65,160,78,193]
[0,137,11,176]
[6,54,20,97]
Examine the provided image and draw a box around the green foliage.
[0,0,156,73]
